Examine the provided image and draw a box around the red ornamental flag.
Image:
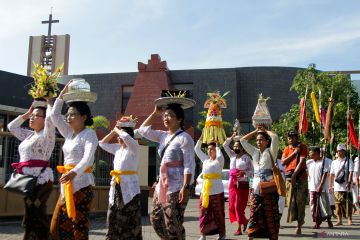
[298,97,308,134]
[348,112,359,149]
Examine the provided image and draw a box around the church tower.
[27,11,70,76]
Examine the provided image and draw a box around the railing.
[0,131,112,186]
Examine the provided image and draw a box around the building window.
[0,114,5,132]
[121,85,133,113]
[172,83,194,128]
[172,83,193,97]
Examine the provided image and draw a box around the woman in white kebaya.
[99,116,142,239]
[7,100,55,239]
[50,81,98,239]
[195,135,226,240]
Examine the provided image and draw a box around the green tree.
[88,115,110,130]
[272,64,360,153]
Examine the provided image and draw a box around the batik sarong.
[228,178,249,225]
[334,191,353,218]
[199,192,226,236]
[50,186,93,240]
[23,181,53,240]
[106,184,142,240]
[247,193,280,240]
[310,191,331,225]
[150,190,190,240]
[286,179,307,225]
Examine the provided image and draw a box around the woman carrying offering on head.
[99,116,142,239]
[7,100,55,239]
[49,80,98,240]
[223,132,253,236]
[137,90,196,240]
[195,134,226,240]
[240,125,280,240]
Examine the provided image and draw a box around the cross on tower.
[41,13,59,37]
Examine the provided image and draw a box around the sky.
[1,0,360,78]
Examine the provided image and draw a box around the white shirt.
[194,140,224,195]
[7,106,55,184]
[50,98,98,195]
[137,125,195,194]
[353,157,359,182]
[240,132,279,195]
[223,138,253,181]
[306,158,331,192]
[276,159,285,180]
[330,157,354,192]
[99,130,140,206]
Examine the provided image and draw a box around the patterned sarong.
[106,184,142,240]
[310,191,331,225]
[247,193,280,240]
[286,179,307,225]
[23,181,53,240]
[150,190,190,240]
[334,191,353,218]
[50,186,93,240]
[199,192,226,236]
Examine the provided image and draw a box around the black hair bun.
[85,118,94,126]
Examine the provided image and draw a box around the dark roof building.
[59,54,302,135]
[0,70,35,132]
[0,70,34,110]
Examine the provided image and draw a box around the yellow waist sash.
[202,173,222,208]
[57,165,93,220]
[110,170,137,184]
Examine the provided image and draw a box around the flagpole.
[319,88,322,140]
[346,95,350,216]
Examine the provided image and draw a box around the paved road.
[1,197,359,239]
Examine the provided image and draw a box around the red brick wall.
[124,54,172,130]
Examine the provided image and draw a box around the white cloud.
[1,0,360,75]
[190,15,360,69]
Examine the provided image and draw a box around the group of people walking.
[194,128,359,240]
[6,81,360,240]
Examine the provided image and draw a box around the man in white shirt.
[352,156,359,213]
[276,157,285,219]
[306,146,333,229]
[329,143,354,225]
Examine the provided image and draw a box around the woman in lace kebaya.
[7,100,55,240]
[223,132,253,236]
[49,82,98,240]
[195,135,226,240]
[99,116,142,239]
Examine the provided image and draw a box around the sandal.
[234,230,242,235]
[242,221,248,232]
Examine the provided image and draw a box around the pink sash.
[229,168,249,224]
[229,169,241,193]
[11,160,49,174]
[158,161,184,203]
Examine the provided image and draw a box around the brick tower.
[124,54,171,130]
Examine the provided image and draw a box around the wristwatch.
[183,183,191,190]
